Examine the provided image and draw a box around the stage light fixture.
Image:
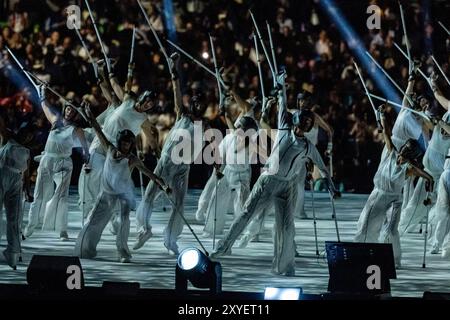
[175,248,222,294]
[264,287,303,300]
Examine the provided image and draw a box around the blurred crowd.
[0,0,449,193]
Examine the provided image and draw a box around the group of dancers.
[1,9,449,277]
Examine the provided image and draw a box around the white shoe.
[133,229,153,250]
[210,240,232,259]
[442,249,450,258]
[164,242,179,256]
[119,250,132,263]
[430,244,439,254]
[202,231,212,238]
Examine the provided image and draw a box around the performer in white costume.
[75,104,167,262]
[427,77,450,254]
[399,101,450,236]
[24,85,89,240]
[78,62,157,222]
[293,90,334,219]
[133,53,209,255]
[211,72,337,276]
[430,148,450,257]
[203,116,259,237]
[0,119,32,269]
[354,105,433,267]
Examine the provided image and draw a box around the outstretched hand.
[276,70,287,89]
[80,100,95,122]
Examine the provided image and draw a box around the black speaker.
[423,291,450,300]
[27,255,84,291]
[102,281,140,297]
[325,242,396,295]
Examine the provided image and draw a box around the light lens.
[264,287,301,300]
[179,249,200,271]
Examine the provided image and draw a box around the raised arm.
[81,102,114,150]
[431,74,450,111]
[230,89,252,116]
[379,104,394,152]
[276,71,289,129]
[38,85,59,125]
[168,53,183,119]
[109,74,125,102]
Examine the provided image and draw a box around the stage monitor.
[325,242,396,295]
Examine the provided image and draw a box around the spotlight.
[201,51,209,60]
[264,287,302,300]
[175,248,222,294]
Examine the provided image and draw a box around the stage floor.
[1,188,449,297]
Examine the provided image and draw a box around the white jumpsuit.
[135,115,203,253]
[391,109,428,211]
[430,149,450,253]
[399,111,450,234]
[195,110,259,222]
[75,147,135,260]
[79,100,146,218]
[213,100,334,276]
[25,124,76,236]
[0,140,29,259]
[203,134,254,236]
[354,148,408,265]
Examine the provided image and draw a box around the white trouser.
[354,188,402,264]
[195,172,217,220]
[136,157,189,251]
[239,203,274,242]
[399,176,438,235]
[78,151,105,218]
[204,168,251,236]
[295,167,307,218]
[0,169,22,255]
[26,155,73,234]
[402,176,415,211]
[216,174,297,275]
[431,171,450,250]
[75,191,132,259]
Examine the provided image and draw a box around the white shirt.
[373,149,408,194]
[423,111,450,176]
[89,99,147,154]
[44,125,75,158]
[392,109,426,151]
[101,148,134,198]
[164,115,203,164]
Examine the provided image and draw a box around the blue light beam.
[318,0,401,107]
